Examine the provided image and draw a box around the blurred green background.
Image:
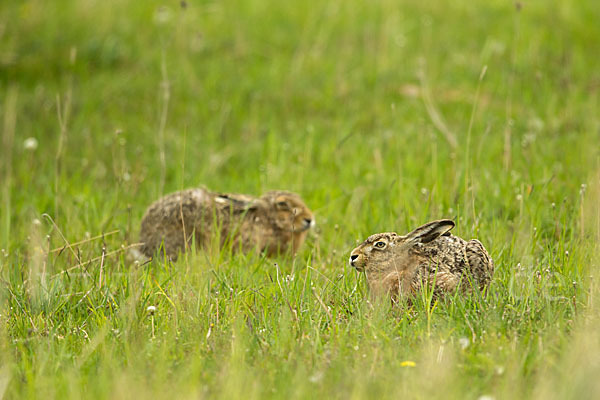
[1,0,599,398]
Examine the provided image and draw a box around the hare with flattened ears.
[349,219,493,301]
[139,188,315,260]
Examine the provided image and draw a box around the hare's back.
[418,235,493,290]
[416,235,467,270]
[143,188,212,224]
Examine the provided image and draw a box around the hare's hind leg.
[465,239,494,289]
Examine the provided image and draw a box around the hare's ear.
[217,194,261,213]
[405,220,455,244]
[245,200,262,211]
[245,197,271,212]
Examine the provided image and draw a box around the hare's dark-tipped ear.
[217,193,263,213]
[245,199,265,211]
[406,219,455,244]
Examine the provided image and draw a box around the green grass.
[1,0,600,398]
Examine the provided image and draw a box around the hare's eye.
[276,201,288,209]
[374,241,386,249]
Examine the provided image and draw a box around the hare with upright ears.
[349,220,493,300]
[139,187,315,260]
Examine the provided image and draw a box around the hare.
[349,220,493,300]
[139,187,314,260]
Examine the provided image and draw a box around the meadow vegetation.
[1,0,599,398]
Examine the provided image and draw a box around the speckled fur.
[139,188,314,260]
[349,220,493,300]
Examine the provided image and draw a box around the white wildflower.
[23,137,38,151]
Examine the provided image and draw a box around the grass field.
[1,0,600,398]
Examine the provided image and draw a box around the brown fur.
[349,220,493,301]
[139,187,314,260]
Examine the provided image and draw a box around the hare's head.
[260,191,315,233]
[349,232,404,273]
[349,220,455,274]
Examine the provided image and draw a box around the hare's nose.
[301,218,314,230]
[349,254,359,266]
